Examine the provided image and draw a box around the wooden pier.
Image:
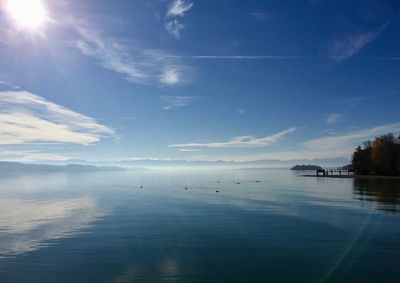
[316,168,353,176]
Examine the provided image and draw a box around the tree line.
[352,134,400,176]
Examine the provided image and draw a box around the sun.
[5,0,48,30]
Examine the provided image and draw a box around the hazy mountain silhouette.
[0,162,124,172]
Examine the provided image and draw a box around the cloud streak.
[249,10,275,22]
[0,150,72,162]
[169,128,296,148]
[161,123,400,162]
[178,148,201,152]
[166,55,400,60]
[0,90,113,145]
[304,123,400,151]
[326,113,342,124]
[328,20,391,59]
[233,123,400,161]
[75,27,192,86]
[160,96,196,110]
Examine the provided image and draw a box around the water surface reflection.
[0,196,105,257]
[0,170,399,283]
[353,178,400,213]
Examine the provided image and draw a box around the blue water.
[0,169,399,282]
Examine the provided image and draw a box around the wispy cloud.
[0,150,72,162]
[328,20,391,59]
[169,128,296,148]
[249,10,275,22]
[304,123,400,151]
[160,68,181,85]
[74,27,192,86]
[0,90,113,145]
[121,157,183,162]
[0,80,19,90]
[167,0,194,17]
[341,96,365,105]
[385,90,400,97]
[160,96,196,110]
[164,19,185,39]
[178,148,201,152]
[326,113,342,124]
[233,123,400,161]
[165,0,194,39]
[166,54,400,60]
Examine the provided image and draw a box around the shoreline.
[301,174,400,180]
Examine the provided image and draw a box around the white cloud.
[0,80,19,90]
[304,123,400,151]
[249,10,274,22]
[178,148,201,152]
[160,96,196,110]
[160,123,400,162]
[167,0,194,17]
[0,150,71,162]
[164,19,185,39]
[116,124,400,163]
[326,113,342,124]
[100,123,400,163]
[169,128,296,148]
[232,123,400,161]
[0,90,113,145]
[328,21,390,59]
[165,0,193,39]
[341,96,365,105]
[160,68,181,85]
[75,27,192,86]
[121,157,183,162]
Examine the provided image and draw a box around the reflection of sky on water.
[0,169,399,282]
[0,196,105,258]
[111,257,181,283]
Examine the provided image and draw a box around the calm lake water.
[0,168,399,283]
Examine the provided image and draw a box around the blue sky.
[0,0,400,164]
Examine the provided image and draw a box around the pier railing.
[316,168,353,176]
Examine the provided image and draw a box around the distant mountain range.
[113,157,349,168]
[0,157,349,171]
[0,162,124,172]
[32,157,348,168]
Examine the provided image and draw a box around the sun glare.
[5,0,47,30]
